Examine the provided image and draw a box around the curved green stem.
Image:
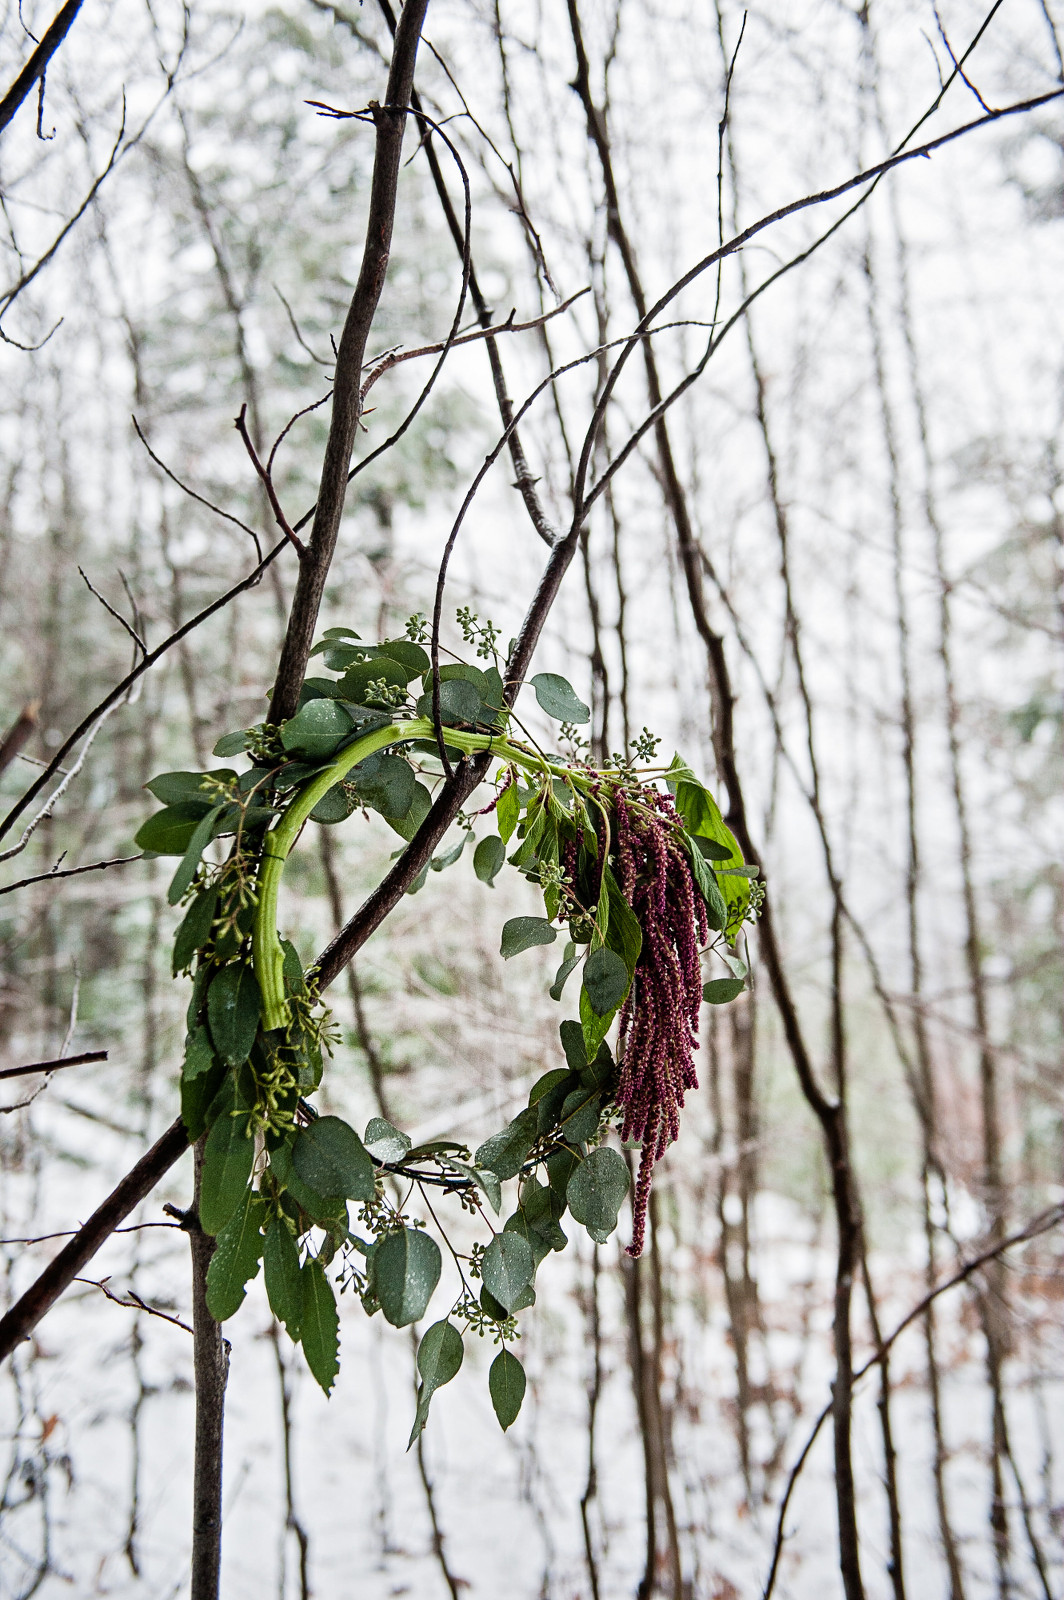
[252,717,584,1030]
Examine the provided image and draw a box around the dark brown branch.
[0,0,85,135]
[76,1276,193,1337]
[0,1049,106,1081]
[267,0,431,725]
[133,417,264,558]
[0,1115,191,1360]
[0,853,141,897]
[234,404,307,559]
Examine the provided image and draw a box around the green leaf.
[683,839,728,932]
[207,965,261,1067]
[530,672,590,725]
[378,638,430,677]
[336,657,410,705]
[199,1097,255,1235]
[300,1260,340,1395]
[480,1231,534,1313]
[182,1024,216,1082]
[489,1349,526,1430]
[172,886,218,975]
[168,805,225,906]
[134,802,212,856]
[500,916,557,958]
[559,1019,587,1075]
[263,1216,303,1338]
[292,1116,376,1202]
[363,1117,411,1163]
[473,835,505,886]
[431,834,467,872]
[388,779,432,843]
[496,778,520,844]
[474,1105,539,1181]
[205,1189,265,1321]
[310,782,361,824]
[558,1085,602,1144]
[692,834,734,862]
[351,752,416,820]
[702,977,746,1004]
[146,770,235,806]
[580,983,614,1063]
[213,729,253,757]
[375,1228,442,1327]
[281,698,355,759]
[719,949,748,980]
[549,941,580,1001]
[604,868,642,973]
[407,1318,464,1448]
[416,677,483,728]
[567,1146,630,1242]
[181,1058,225,1144]
[670,756,750,929]
[582,947,630,1016]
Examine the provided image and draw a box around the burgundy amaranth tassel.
[614,788,708,1256]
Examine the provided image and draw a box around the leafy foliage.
[139,610,757,1419]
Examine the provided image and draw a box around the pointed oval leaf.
[702,976,746,1004]
[173,886,219,975]
[582,946,630,1016]
[530,673,589,725]
[134,802,212,856]
[566,1146,630,1240]
[500,916,557,959]
[473,835,505,886]
[263,1215,303,1338]
[496,778,520,843]
[292,1115,375,1202]
[207,964,261,1066]
[416,1318,464,1393]
[280,698,355,758]
[474,1105,538,1181]
[480,1231,534,1313]
[489,1348,526,1430]
[300,1260,340,1395]
[375,1227,442,1328]
[205,1190,265,1321]
[168,805,225,906]
[199,1103,255,1235]
[363,1116,412,1163]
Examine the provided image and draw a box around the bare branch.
[0,1050,107,1083]
[0,0,85,135]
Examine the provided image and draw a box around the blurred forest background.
[0,0,1061,1596]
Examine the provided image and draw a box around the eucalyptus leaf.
[549,941,580,1001]
[474,1105,538,1181]
[582,946,630,1016]
[363,1117,412,1163]
[375,1227,442,1327]
[567,1146,630,1240]
[388,779,432,843]
[336,657,410,705]
[559,1019,587,1075]
[378,638,430,677]
[580,983,614,1063]
[431,835,466,872]
[489,1348,526,1430]
[481,1231,535,1313]
[408,1318,464,1448]
[205,1190,265,1321]
[280,697,355,758]
[300,1260,340,1395]
[310,782,360,824]
[558,1086,602,1144]
[213,729,253,757]
[182,1025,216,1082]
[500,916,557,959]
[415,677,483,728]
[473,835,505,886]
[292,1116,376,1202]
[702,977,746,1004]
[146,770,235,806]
[530,672,590,725]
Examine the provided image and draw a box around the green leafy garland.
[137,612,761,1433]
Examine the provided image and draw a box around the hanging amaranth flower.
[612,787,709,1256]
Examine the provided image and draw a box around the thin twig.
[78,567,148,657]
[234,404,307,559]
[0,1049,107,1082]
[133,417,263,559]
[0,853,141,897]
[75,1277,193,1336]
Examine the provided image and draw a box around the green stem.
[252,717,579,1030]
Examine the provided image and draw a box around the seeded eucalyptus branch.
[136,610,758,1432]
